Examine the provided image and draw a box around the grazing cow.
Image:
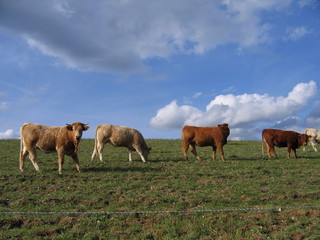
[91,124,151,162]
[303,128,320,152]
[182,123,230,161]
[20,122,89,174]
[262,129,308,159]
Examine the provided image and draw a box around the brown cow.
[262,129,308,159]
[20,122,89,174]
[91,124,151,162]
[182,123,230,161]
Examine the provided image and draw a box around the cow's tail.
[261,136,265,159]
[19,123,27,154]
[19,124,28,172]
[91,126,99,161]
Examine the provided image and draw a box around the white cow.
[303,128,320,152]
[91,124,151,162]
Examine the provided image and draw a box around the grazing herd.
[18,122,319,173]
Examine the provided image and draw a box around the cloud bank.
[150,81,317,139]
[0,0,293,73]
[0,129,16,139]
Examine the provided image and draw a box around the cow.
[91,124,151,162]
[303,128,320,152]
[261,129,308,159]
[182,123,230,161]
[19,122,89,174]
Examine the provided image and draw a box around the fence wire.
[1,205,320,216]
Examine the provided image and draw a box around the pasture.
[0,139,320,239]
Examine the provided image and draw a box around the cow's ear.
[83,124,89,131]
[66,124,73,131]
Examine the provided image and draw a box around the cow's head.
[66,122,89,141]
[143,147,152,161]
[218,123,229,128]
[299,134,309,146]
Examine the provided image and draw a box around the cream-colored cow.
[20,122,89,174]
[303,128,320,152]
[91,124,151,162]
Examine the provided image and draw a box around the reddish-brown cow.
[20,122,89,174]
[182,123,230,161]
[262,129,308,159]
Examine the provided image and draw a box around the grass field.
[0,139,320,239]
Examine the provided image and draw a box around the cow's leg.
[287,147,292,159]
[311,141,318,152]
[97,142,105,161]
[19,147,28,172]
[268,144,277,158]
[57,150,65,174]
[266,144,271,158]
[263,140,272,159]
[72,154,81,173]
[212,146,217,160]
[28,147,40,172]
[91,140,104,161]
[272,148,278,158]
[217,146,225,161]
[128,150,132,161]
[134,146,146,162]
[182,141,189,160]
[292,149,298,159]
[190,143,200,160]
[91,147,97,161]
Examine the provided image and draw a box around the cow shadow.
[305,156,320,159]
[227,155,264,161]
[151,158,186,163]
[84,166,161,173]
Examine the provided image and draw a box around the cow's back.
[21,123,61,152]
[195,127,216,146]
[97,124,146,148]
[263,129,301,147]
[182,126,197,141]
[305,128,319,138]
[182,125,229,147]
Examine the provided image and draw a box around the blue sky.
[0,0,319,140]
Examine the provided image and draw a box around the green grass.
[0,139,320,239]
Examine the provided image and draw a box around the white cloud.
[193,92,202,99]
[150,100,202,130]
[0,129,16,139]
[0,0,292,73]
[53,0,75,18]
[285,26,312,41]
[150,81,317,139]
